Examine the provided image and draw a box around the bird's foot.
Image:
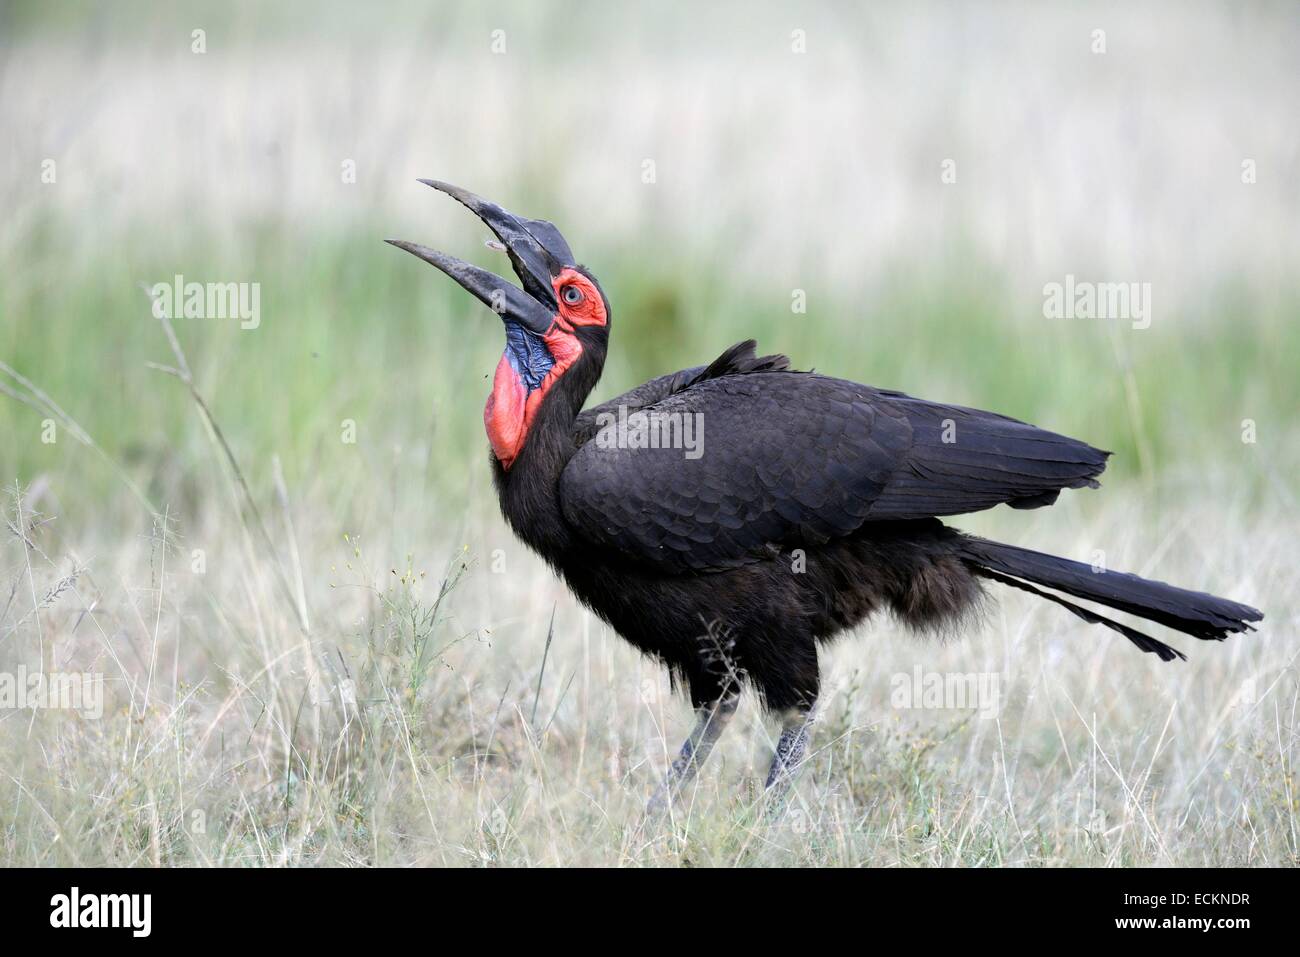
[762,708,813,819]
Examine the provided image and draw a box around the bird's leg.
[646,691,739,816]
[763,704,815,807]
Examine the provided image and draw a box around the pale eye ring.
[561,285,584,305]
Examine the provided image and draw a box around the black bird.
[388,182,1263,809]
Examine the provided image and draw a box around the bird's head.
[388,181,609,469]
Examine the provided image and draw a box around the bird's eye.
[561,285,584,305]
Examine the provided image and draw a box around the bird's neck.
[491,339,604,563]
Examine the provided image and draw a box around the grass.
[0,259,1293,864]
[0,482,1292,866]
[1,1,1297,867]
[4,219,1297,512]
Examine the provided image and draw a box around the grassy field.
[0,455,1292,866]
[1,2,1297,866]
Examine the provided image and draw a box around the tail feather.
[961,536,1262,661]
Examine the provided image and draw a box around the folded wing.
[560,343,1108,572]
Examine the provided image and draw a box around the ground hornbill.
[388,181,1263,810]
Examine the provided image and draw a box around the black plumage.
[389,182,1264,807]
[563,345,1110,572]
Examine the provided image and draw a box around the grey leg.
[764,705,815,803]
[646,692,739,815]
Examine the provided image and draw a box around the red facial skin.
[484,268,607,468]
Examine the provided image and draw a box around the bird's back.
[561,342,1108,573]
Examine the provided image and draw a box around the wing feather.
[560,345,1108,572]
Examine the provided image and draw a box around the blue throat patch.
[504,320,554,392]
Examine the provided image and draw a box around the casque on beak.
[386,180,576,336]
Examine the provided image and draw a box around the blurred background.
[4,0,1298,512]
[0,1,1295,865]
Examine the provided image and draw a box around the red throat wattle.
[484,325,582,469]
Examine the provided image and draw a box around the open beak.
[386,180,576,336]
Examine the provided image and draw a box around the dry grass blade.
[145,307,309,634]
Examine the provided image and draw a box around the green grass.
[0,218,1294,866]
[4,217,1297,524]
